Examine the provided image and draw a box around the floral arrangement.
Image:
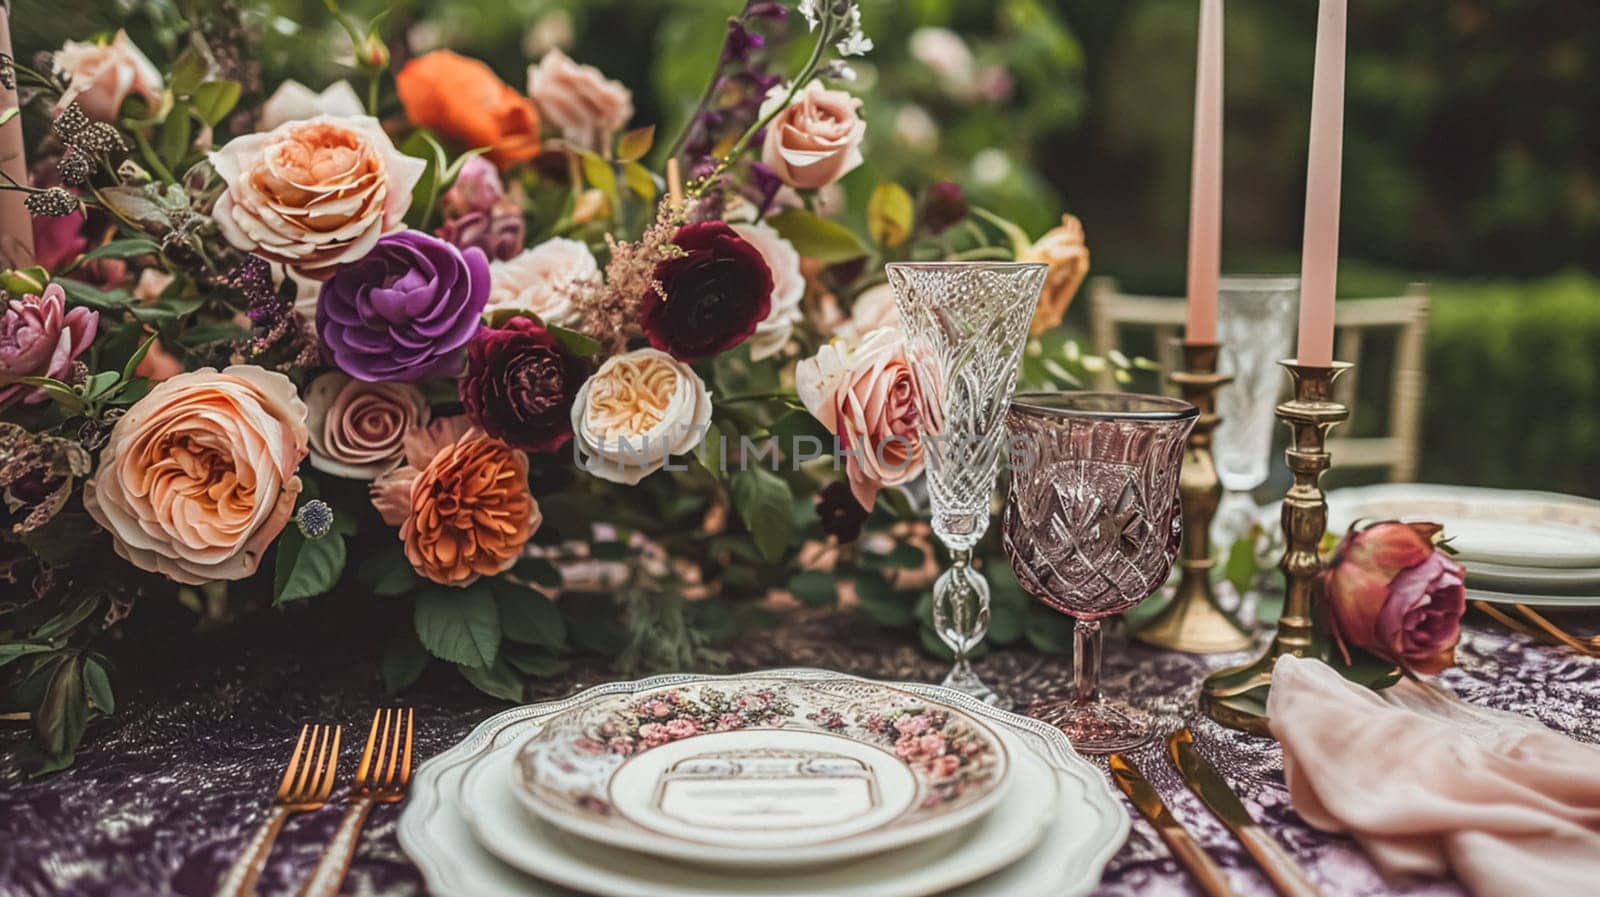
[0,0,1100,770]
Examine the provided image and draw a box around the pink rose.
[83,366,309,585]
[664,719,699,739]
[638,722,672,747]
[258,79,365,130]
[209,116,425,278]
[834,283,899,342]
[796,328,925,510]
[527,49,634,150]
[0,284,98,406]
[761,81,866,190]
[304,372,431,480]
[730,222,804,361]
[53,30,163,122]
[718,713,746,730]
[917,733,947,756]
[441,156,506,216]
[926,754,960,779]
[893,713,931,736]
[1322,521,1467,674]
[485,238,597,326]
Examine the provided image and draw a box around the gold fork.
[213,724,341,897]
[1475,601,1599,656]
[296,708,414,897]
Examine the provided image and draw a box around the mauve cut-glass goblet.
[1002,392,1197,753]
[886,261,1046,705]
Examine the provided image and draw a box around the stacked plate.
[1325,484,1600,608]
[398,669,1129,897]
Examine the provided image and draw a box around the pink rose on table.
[209,116,425,278]
[761,81,866,190]
[83,366,309,585]
[527,49,634,151]
[304,372,430,479]
[797,328,924,511]
[1321,521,1466,674]
[0,284,98,406]
[53,30,163,122]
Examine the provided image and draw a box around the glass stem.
[1072,619,1103,706]
[948,548,973,661]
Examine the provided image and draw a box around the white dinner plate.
[510,674,1010,867]
[397,669,1129,897]
[468,727,1051,896]
[1324,484,1600,570]
[1457,558,1600,594]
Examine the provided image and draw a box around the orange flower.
[371,418,540,586]
[1021,214,1090,336]
[396,51,542,169]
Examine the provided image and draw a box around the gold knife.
[1168,728,1325,897]
[1109,753,1239,897]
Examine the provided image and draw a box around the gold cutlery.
[296,708,414,897]
[1475,601,1599,656]
[1109,752,1239,897]
[213,724,341,897]
[1168,728,1324,897]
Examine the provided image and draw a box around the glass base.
[1029,697,1150,754]
[940,662,1002,706]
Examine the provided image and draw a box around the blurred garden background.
[12,0,1598,494]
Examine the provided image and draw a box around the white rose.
[485,238,596,326]
[571,348,712,485]
[909,27,976,91]
[258,79,365,130]
[834,282,900,342]
[53,30,163,122]
[729,222,805,361]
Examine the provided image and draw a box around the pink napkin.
[1266,654,1600,897]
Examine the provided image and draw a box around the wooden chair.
[1087,276,1430,482]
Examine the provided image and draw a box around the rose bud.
[920,181,968,235]
[1321,521,1467,675]
[640,222,773,361]
[461,316,591,454]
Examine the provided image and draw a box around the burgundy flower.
[816,481,869,543]
[640,222,772,361]
[921,182,968,235]
[460,316,590,454]
[1321,521,1467,674]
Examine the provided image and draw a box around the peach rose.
[797,328,924,510]
[304,372,430,480]
[370,417,540,587]
[571,348,712,485]
[83,366,309,585]
[258,79,364,130]
[397,51,543,169]
[484,237,597,326]
[834,282,899,342]
[761,81,866,190]
[527,49,634,151]
[730,222,804,361]
[53,30,163,122]
[1021,214,1090,336]
[209,116,425,279]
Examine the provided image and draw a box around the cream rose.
[484,238,596,325]
[834,282,900,342]
[761,81,866,191]
[527,49,634,150]
[258,79,365,130]
[304,372,430,480]
[209,115,426,278]
[571,348,712,485]
[797,328,925,510]
[53,30,163,122]
[1021,214,1090,336]
[730,222,804,361]
[83,366,310,585]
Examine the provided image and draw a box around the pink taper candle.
[1184,0,1224,345]
[0,2,35,269]
[1296,0,1346,367]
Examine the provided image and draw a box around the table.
[3,604,1596,897]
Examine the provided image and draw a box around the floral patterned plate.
[510,674,1010,867]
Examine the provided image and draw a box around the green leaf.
[623,161,658,202]
[35,654,87,757]
[159,101,194,171]
[414,583,500,668]
[971,206,1033,257]
[867,182,915,248]
[578,149,619,211]
[549,324,602,357]
[512,556,562,588]
[694,419,727,478]
[786,571,838,608]
[616,125,656,163]
[766,209,870,264]
[494,582,567,649]
[119,333,159,384]
[0,107,16,128]
[880,543,926,568]
[82,370,121,400]
[272,529,347,603]
[458,659,523,702]
[0,643,54,668]
[14,376,87,413]
[356,541,418,596]
[1024,603,1076,654]
[1225,537,1258,595]
[503,645,569,678]
[55,278,132,311]
[379,624,430,693]
[853,574,913,628]
[399,130,449,228]
[731,467,793,562]
[82,656,114,715]
[169,49,207,95]
[84,238,161,261]
[193,80,243,127]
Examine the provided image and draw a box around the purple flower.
[316,230,489,382]
[0,283,98,405]
[440,156,505,216]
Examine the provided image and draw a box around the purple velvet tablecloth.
[2,608,1597,897]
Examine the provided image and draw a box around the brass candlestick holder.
[1135,341,1254,653]
[1200,359,1353,735]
